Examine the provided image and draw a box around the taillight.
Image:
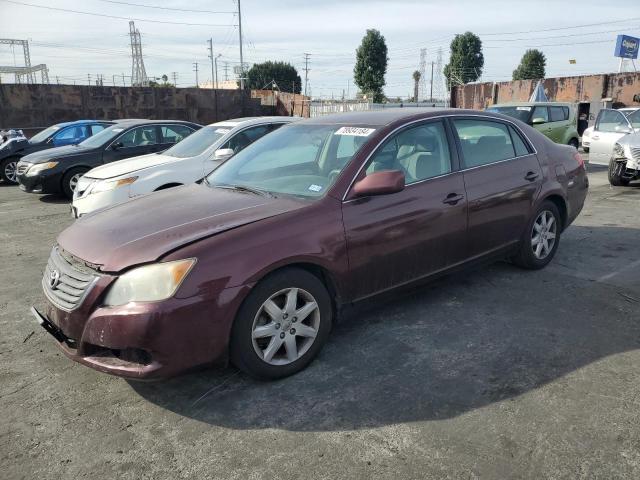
[574,152,585,169]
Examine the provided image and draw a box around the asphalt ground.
[1,160,639,479]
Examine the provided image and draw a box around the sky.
[0,0,639,99]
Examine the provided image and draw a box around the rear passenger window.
[453,119,516,168]
[549,106,568,122]
[365,121,451,184]
[91,124,106,135]
[509,126,530,156]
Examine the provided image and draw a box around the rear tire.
[62,167,88,199]
[1,157,19,184]
[230,268,332,380]
[513,201,561,270]
[608,158,629,186]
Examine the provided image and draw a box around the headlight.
[91,176,137,194]
[104,258,196,306]
[613,143,627,159]
[26,161,58,175]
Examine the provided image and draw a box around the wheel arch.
[59,164,92,190]
[541,194,568,231]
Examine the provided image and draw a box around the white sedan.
[582,107,639,153]
[72,116,298,217]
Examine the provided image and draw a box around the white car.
[72,116,298,217]
[582,107,639,153]
[586,108,640,163]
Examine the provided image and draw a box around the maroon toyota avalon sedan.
[32,109,588,380]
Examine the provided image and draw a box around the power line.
[93,0,235,14]
[1,0,236,27]
[478,16,640,36]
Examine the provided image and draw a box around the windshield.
[627,110,640,129]
[163,125,228,158]
[77,124,126,148]
[205,124,374,199]
[29,125,61,144]
[486,106,531,122]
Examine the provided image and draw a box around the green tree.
[412,70,421,102]
[443,32,484,87]
[148,74,174,88]
[512,49,546,80]
[354,29,388,103]
[244,61,301,93]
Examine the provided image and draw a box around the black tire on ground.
[61,167,88,199]
[608,157,629,187]
[568,138,579,149]
[582,147,589,153]
[0,157,20,184]
[512,200,562,270]
[230,267,333,380]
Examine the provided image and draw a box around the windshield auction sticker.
[335,127,375,137]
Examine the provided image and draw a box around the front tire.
[230,268,332,380]
[568,138,579,149]
[1,157,19,184]
[513,201,561,270]
[61,167,88,199]
[608,158,629,186]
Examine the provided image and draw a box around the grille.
[17,162,31,175]
[42,246,99,311]
[630,147,640,162]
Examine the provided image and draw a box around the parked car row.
[29,108,588,380]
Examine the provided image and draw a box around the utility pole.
[214,54,221,89]
[55,76,59,85]
[223,62,229,81]
[171,71,178,86]
[207,38,215,89]
[237,0,244,89]
[430,61,434,103]
[303,53,311,97]
[87,73,91,85]
[193,62,199,88]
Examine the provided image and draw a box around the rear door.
[590,109,633,162]
[342,119,468,300]
[452,117,542,259]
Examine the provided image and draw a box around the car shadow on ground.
[130,225,640,432]
[38,194,69,204]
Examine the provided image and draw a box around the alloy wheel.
[69,173,83,191]
[4,160,17,183]
[251,287,320,366]
[531,210,557,260]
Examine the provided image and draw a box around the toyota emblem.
[49,269,61,289]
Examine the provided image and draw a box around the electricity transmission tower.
[171,72,178,86]
[0,38,48,84]
[433,47,446,104]
[417,48,427,102]
[129,21,148,87]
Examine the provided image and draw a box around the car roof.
[300,108,451,126]
[108,119,199,127]
[54,120,115,127]
[208,116,299,127]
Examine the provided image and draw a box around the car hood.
[21,144,90,163]
[57,183,307,272]
[85,153,179,180]
[617,131,640,147]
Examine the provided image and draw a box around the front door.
[451,117,542,259]
[342,120,468,300]
[102,125,161,164]
[590,109,632,162]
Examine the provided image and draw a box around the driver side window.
[531,106,549,123]
[596,110,629,133]
[365,121,452,184]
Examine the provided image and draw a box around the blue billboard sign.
[614,34,639,59]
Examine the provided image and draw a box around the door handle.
[524,171,539,182]
[442,193,464,205]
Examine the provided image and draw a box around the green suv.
[486,102,580,148]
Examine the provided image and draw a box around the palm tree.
[412,70,421,102]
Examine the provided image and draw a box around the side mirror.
[531,117,546,125]
[353,170,405,198]
[214,148,234,160]
[111,142,124,150]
